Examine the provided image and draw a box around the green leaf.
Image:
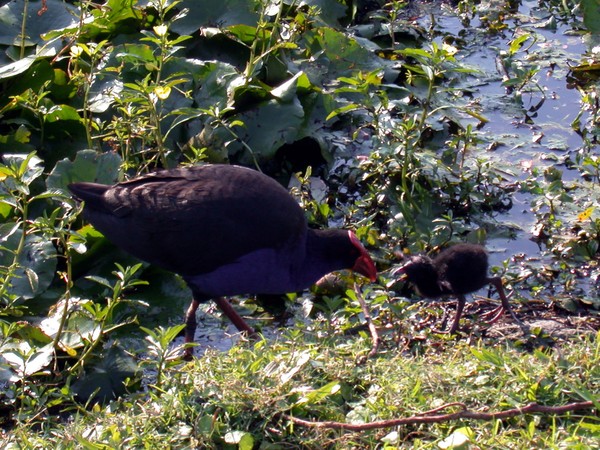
[14,323,52,346]
[71,344,138,403]
[67,0,143,39]
[44,104,82,123]
[224,430,254,449]
[229,99,306,164]
[301,0,349,26]
[0,55,39,80]
[508,33,532,54]
[0,125,34,154]
[295,380,341,406]
[2,152,44,186]
[170,0,260,35]
[140,324,186,348]
[469,347,505,368]
[2,342,53,378]
[0,0,78,45]
[326,103,361,121]
[40,297,101,349]
[84,275,114,290]
[271,71,306,102]
[304,28,389,80]
[581,0,600,33]
[278,350,311,384]
[46,149,122,191]
[0,231,57,300]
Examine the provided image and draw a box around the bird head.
[392,255,434,281]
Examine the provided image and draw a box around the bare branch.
[284,401,595,431]
[354,283,380,364]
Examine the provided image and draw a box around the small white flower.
[154,25,168,37]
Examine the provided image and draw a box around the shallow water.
[433,1,589,266]
[182,1,593,353]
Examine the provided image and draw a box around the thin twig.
[283,401,595,431]
[417,402,466,416]
[354,283,380,364]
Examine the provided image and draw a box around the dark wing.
[435,244,489,294]
[69,165,307,275]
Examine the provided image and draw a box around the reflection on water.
[433,0,588,267]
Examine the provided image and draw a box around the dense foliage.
[0,0,598,447]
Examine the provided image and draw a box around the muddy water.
[430,0,589,266]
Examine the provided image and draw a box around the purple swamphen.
[69,164,377,356]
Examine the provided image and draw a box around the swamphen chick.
[69,164,377,357]
[394,243,529,335]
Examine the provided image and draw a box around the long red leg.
[183,297,257,359]
[213,297,256,335]
[486,277,530,336]
[434,295,466,334]
[183,299,200,359]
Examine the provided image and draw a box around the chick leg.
[447,295,466,334]
[432,296,466,334]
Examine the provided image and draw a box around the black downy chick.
[394,243,529,335]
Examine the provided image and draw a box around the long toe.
[505,307,531,336]
[480,305,505,324]
[480,305,531,337]
[432,327,453,334]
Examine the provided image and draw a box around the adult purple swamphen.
[394,243,529,335]
[69,164,378,356]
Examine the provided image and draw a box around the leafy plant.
[140,324,187,388]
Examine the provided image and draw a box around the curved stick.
[284,400,595,431]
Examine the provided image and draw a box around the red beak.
[353,253,377,282]
[348,231,377,282]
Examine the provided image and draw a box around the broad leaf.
[0,232,57,300]
[46,149,122,191]
[71,344,138,403]
[581,0,600,34]
[170,0,260,35]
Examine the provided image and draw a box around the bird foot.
[478,305,531,337]
[182,347,195,361]
[479,305,504,323]
[432,329,451,334]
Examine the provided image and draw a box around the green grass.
[4,316,598,449]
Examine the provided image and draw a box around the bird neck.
[409,262,447,298]
[298,228,355,286]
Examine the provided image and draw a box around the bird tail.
[68,182,109,203]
